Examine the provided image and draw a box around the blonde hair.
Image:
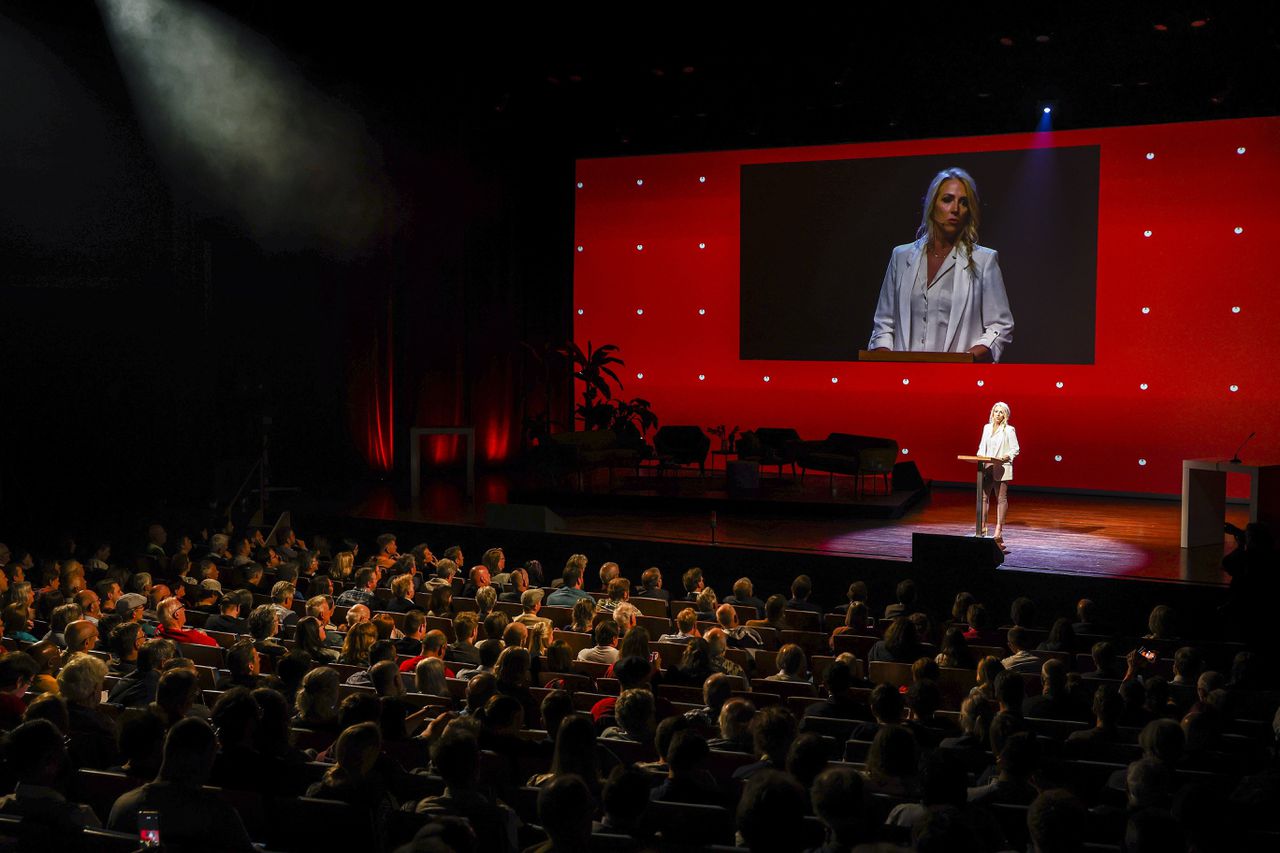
[917,167,981,264]
[332,551,355,580]
[989,401,1011,427]
[340,622,377,665]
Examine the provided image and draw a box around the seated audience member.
[447,613,482,666]
[968,730,1040,806]
[1072,597,1110,636]
[803,659,862,720]
[396,609,427,656]
[1065,684,1125,758]
[3,603,38,644]
[577,619,621,664]
[869,616,924,663]
[612,600,639,636]
[745,593,787,633]
[1145,604,1178,641]
[535,775,594,853]
[461,564,491,599]
[422,557,457,593]
[736,770,809,853]
[710,696,756,753]
[42,602,80,647]
[294,615,340,664]
[693,587,719,622]
[885,579,923,620]
[149,668,200,729]
[154,596,218,647]
[1038,617,1079,655]
[25,641,62,695]
[58,650,119,763]
[1001,626,1041,673]
[414,723,519,852]
[717,603,764,649]
[108,638,176,707]
[596,577,630,614]
[732,705,797,781]
[724,576,767,615]
[529,713,607,796]
[962,603,998,644]
[514,589,553,646]
[61,619,99,663]
[810,766,870,852]
[1083,640,1125,681]
[765,642,808,682]
[108,717,257,851]
[1024,658,1090,721]
[0,652,37,728]
[112,710,166,780]
[0,719,102,834]
[1008,596,1038,629]
[414,656,449,696]
[336,568,379,608]
[456,638,502,681]
[566,596,595,634]
[217,640,263,690]
[786,574,823,615]
[248,604,286,659]
[937,695,995,777]
[831,601,872,648]
[498,565,528,603]
[650,730,720,805]
[340,621,378,667]
[658,607,701,644]
[665,636,716,687]
[971,655,1005,702]
[851,682,907,742]
[598,766,656,839]
[936,626,976,669]
[294,666,343,735]
[546,564,593,607]
[305,722,398,846]
[1028,788,1089,853]
[385,572,420,613]
[635,566,669,602]
[862,724,923,798]
[905,680,956,747]
[786,731,831,790]
[205,594,248,634]
[681,566,705,601]
[601,687,657,745]
[399,629,454,675]
[684,672,734,731]
[704,628,748,683]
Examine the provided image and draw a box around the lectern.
[1180,459,1280,548]
[957,455,1001,536]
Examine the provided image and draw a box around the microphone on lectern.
[1230,432,1255,465]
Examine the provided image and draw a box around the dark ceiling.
[10,3,1277,160]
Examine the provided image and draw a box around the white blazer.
[868,241,1014,362]
[978,423,1020,482]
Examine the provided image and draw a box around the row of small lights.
[573,146,1248,192]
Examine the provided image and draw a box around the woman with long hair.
[426,585,453,618]
[936,626,976,669]
[528,713,605,796]
[306,722,397,849]
[868,167,1014,362]
[339,622,377,667]
[569,597,596,634]
[294,666,342,734]
[331,551,355,581]
[294,616,339,664]
[978,401,1020,550]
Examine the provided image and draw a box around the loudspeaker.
[911,532,1004,576]
[893,460,925,491]
[485,503,565,533]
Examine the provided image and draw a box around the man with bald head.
[63,620,100,660]
[398,629,455,677]
[155,598,218,647]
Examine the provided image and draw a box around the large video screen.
[572,118,1277,495]
[740,147,1099,364]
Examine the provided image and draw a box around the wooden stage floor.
[351,478,1249,587]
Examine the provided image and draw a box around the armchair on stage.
[795,433,899,496]
[736,427,802,477]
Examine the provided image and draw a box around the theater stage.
[348,475,1247,588]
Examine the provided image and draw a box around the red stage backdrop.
[573,117,1279,496]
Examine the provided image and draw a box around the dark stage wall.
[573,117,1280,496]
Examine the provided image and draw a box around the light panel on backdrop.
[573,117,1278,496]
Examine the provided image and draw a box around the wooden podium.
[957,455,1001,536]
[859,350,975,363]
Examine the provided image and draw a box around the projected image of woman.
[978,401,1019,550]
[868,168,1014,362]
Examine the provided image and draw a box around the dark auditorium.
[3,4,1280,852]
